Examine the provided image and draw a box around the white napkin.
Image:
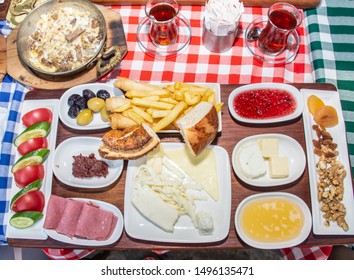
[0,107,8,159]
[204,0,244,36]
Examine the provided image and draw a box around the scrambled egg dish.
[27,7,104,73]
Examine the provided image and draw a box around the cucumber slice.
[11,148,50,173]
[10,211,43,229]
[10,179,43,210]
[14,122,51,147]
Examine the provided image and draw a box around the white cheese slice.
[269,157,289,178]
[260,138,279,158]
[237,141,267,179]
[132,186,179,232]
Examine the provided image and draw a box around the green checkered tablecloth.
[305,0,354,174]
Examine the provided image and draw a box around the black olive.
[74,96,86,110]
[68,105,80,118]
[96,89,111,100]
[82,89,96,102]
[67,94,81,106]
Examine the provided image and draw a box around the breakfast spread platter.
[6,82,354,250]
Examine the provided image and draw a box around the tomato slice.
[22,108,53,127]
[13,164,45,188]
[11,190,45,212]
[17,137,48,156]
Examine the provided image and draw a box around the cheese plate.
[232,133,306,187]
[124,143,231,243]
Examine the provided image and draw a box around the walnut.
[312,124,348,231]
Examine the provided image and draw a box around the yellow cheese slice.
[164,147,219,201]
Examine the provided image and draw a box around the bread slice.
[98,123,160,160]
[177,102,218,156]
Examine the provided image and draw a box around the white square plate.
[124,143,231,243]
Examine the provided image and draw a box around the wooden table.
[7,83,354,250]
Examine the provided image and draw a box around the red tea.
[149,3,178,46]
[258,9,298,55]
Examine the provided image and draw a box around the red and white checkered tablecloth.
[104,5,314,84]
[43,5,330,261]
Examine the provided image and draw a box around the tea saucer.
[137,14,192,58]
[245,17,300,64]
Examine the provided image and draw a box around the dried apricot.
[307,95,325,116]
[314,105,338,127]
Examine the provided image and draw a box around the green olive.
[76,109,93,126]
[100,107,110,122]
[87,97,105,112]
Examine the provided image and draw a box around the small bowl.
[228,83,303,124]
[17,0,106,79]
[235,192,312,249]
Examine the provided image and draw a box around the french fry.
[132,106,153,123]
[110,102,131,113]
[150,109,171,119]
[184,92,201,105]
[170,90,184,101]
[131,98,174,110]
[152,101,186,132]
[159,97,178,105]
[114,77,161,92]
[105,97,131,112]
[214,102,224,113]
[125,89,170,98]
[122,109,144,125]
[207,93,215,104]
[164,84,176,92]
[109,113,137,129]
[142,96,160,101]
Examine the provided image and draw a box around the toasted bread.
[99,123,160,160]
[177,102,218,156]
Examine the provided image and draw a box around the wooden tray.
[6,5,127,90]
[7,82,354,250]
[91,0,321,9]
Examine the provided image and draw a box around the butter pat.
[269,157,289,178]
[261,138,279,158]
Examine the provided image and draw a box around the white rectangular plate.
[153,82,222,133]
[6,99,59,240]
[124,143,231,243]
[302,89,354,235]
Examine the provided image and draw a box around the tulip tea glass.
[145,0,180,47]
[258,2,302,55]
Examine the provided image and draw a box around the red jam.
[233,88,297,119]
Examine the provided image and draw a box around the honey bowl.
[235,192,312,249]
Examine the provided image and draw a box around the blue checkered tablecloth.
[0,20,28,245]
